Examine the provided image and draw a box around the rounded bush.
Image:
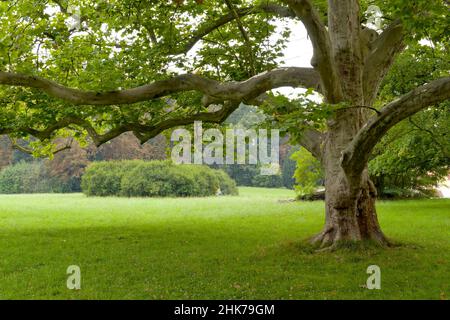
[81,160,238,197]
[81,161,131,196]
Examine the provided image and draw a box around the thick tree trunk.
[311,110,390,250]
[311,174,390,249]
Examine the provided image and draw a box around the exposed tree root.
[310,228,392,252]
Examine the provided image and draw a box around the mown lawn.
[0,187,448,300]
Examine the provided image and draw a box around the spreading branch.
[282,0,342,102]
[0,101,240,147]
[342,77,450,178]
[8,136,73,155]
[0,67,320,106]
[298,128,324,159]
[363,20,404,105]
[0,66,319,147]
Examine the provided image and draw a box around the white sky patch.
[270,20,320,102]
[273,20,313,68]
[43,4,60,16]
[419,39,435,47]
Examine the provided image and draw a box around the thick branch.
[342,77,450,178]
[0,67,320,106]
[0,101,240,147]
[363,20,404,105]
[134,101,240,144]
[282,0,342,102]
[298,128,323,159]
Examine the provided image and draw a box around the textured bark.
[311,176,389,249]
[0,67,319,106]
[309,0,390,249]
[311,117,391,250]
[310,108,389,249]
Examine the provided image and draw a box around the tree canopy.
[0,0,448,156]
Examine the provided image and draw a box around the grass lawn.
[0,187,448,300]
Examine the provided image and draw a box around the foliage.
[0,0,289,155]
[221,164,258,186]
[214,169,239,196]
[0,160,71,193]
[258,91,334,144]
[81,160,139,196]
[251,173,284,189]
[370,43,450,194]
[81,160,237,197]
[291,148,323,196]
[0,0,447,160]
[0,133,168,192]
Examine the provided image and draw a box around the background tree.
[291,147,323,196]
[0,0,449,249]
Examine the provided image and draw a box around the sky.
[275,20,313,69]
[270,20,314,98]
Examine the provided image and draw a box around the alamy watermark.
[366,265,381,290]
[66,265,81,290]
[171,121,279,175]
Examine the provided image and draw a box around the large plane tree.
[0,0,449,249]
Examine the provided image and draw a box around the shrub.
[81,160,140,196]
[82,160,237,197]
[214,169,238,195]
[0,161,62,194]
[252,174,284,188]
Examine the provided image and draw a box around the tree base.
[311,178,391,251]
[310,228,391,252]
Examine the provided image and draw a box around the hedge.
[0,161,67,194]
[81,160,238,197]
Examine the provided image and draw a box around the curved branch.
[342,77,450,179]
[282,0,342,102]
[7,136,73,156]
[298,128,324,159]
[363,20,405,105]
[0,67,320,106]
[0,67,319,149]
[134,101,240,144]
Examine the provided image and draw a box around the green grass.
[0,187,449,300]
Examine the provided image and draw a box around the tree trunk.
[311,176,390,250]
[311,110,390,250]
